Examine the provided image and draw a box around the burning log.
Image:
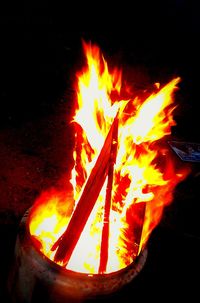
[52,114,119,265]
[98,115,119,273]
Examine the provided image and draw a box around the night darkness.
[1,1,200,302]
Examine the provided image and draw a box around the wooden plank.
[52,115,118,265]
[98,116,119,273]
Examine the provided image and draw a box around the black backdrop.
[1,1,200,139]
[1,1,200,301]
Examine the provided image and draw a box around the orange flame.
[29,42,189,274]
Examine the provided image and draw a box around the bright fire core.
[29,42,188,274]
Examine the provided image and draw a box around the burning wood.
[52,114,119,265]
[98,114,119,273]
[28,42,190,275]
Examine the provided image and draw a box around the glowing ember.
[29,41,189,274]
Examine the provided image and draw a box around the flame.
[29,42,189,274]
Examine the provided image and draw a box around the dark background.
[1,1,200,137]
[0,1,200,302]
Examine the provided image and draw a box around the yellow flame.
[29,42,189,274]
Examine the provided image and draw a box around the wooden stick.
[130,202,146,258]
[98,116,119,274]
[52,115,118,265]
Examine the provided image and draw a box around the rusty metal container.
[8,209,147,303]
